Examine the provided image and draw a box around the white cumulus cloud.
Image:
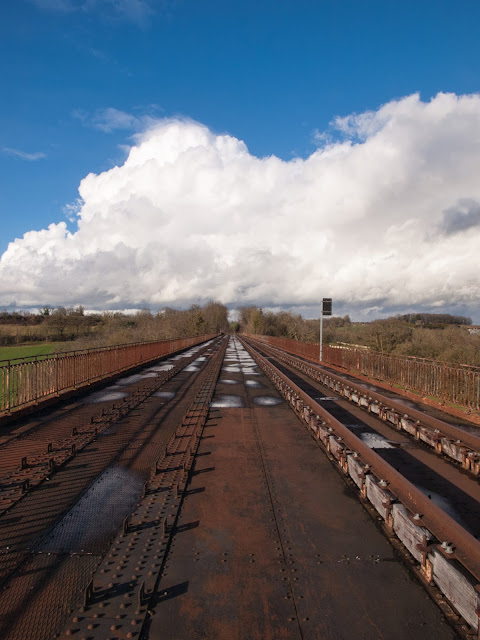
[2,93,480,319]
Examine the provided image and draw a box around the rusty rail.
[244,334,480,412]
[241,336,480,631]
[0,334,218,416]
[246,335,480,476]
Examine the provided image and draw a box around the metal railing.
[245,334,480,411]
[0,335,217,416]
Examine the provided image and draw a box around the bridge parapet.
[0,334,218,417]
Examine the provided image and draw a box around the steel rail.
[248,335,480,455]
[240,335,480,586]
[244,333,480,414]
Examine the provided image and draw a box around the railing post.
[6,361,11,413]
[73,350,77,388]
[55,353,59,396]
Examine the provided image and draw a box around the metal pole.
[319,312,323,362]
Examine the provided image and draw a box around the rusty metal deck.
[0,337,226,640]
[143,338,456,640]
[0,336,472,638]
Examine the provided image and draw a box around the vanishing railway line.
[242,337,480,537]
[240,335,480,636]
[0,334,479,639]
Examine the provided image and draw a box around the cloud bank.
[2,93,480,319]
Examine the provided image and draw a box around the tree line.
[0,302,229,347]
[236,307,480,366]
[397,313,472,327]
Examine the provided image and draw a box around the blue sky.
[1,0,480,319]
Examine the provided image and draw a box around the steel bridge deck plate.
[0,552,100,640]
[146,339,456,640]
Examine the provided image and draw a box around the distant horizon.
[1,304,478,326]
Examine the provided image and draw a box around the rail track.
[0,334,478,639]
[240,335,480,636]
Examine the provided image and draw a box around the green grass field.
[0,342,78,411]
[0,343,75,363]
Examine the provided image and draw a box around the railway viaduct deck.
[0,334,478,640]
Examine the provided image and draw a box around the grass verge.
[0,343,76,363]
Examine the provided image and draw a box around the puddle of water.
[148,364,175,372]
[183,347,203,357]
[223,366,241,373]
[360,432,395,449]
[85,390,128,404]
[356,382,382,392]
[184,365,200,372]
[253,396,283,406]
[153,390,176,400]
[39,466,144,553]
[115,374,146,386]
[245,380,262,388]
[219,379,239,385]
[210,395,245,408]
[316,396,337,401]
[242,367,260,375]
[414,485,471,531]
[388,397,417,409]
